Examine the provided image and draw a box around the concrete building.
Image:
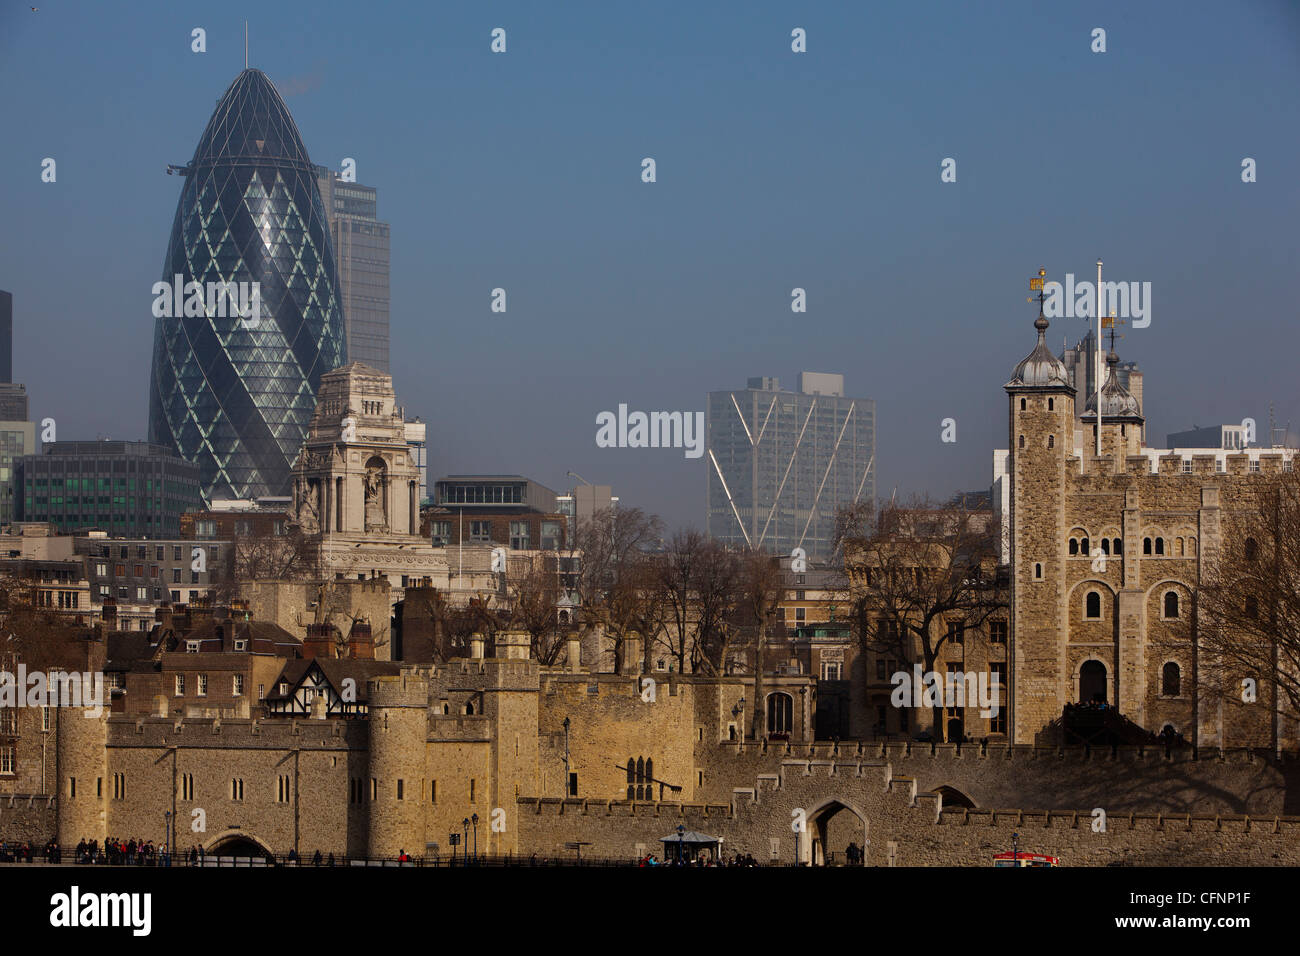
[316,166,391,373]
[707,372,875,560]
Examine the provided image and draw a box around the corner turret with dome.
[148,67,346,502]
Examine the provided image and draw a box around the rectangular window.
[233,674,244,696]
[175,674,185,696]
[509,521,530,550]
[947,621,964,644]
[989,664,1008,734]
[0,746,14,775]
[470,778,476,802]
[41,706,51,732]
[397,779,405,800]
[989,621,1008,644]
[469,521,492,542]
[197,674,208,696]
[540,520,561,551]
[430,780,437,803]
[430,520,451,545]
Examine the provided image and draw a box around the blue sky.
[1,0,1297,529]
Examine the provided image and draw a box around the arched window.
[1176,537,1184,557]
[1048,398,1054,411]
[1100,538,1110,554]
[1113,538,1122,555]
[1163,591,1179,618]
[1155,537,1165,555]
[1245,538,1258,561]
[1018,435,1025,449]
[464,701,475,715]
[1034,563,1043,580]
[1162,662,1181,697]
[1020,398,1026,410]
[1188,537,1196,554]
[626,758,635,800]
[1080,537,1089,555]
[1085,592,1101,619]
[1068,538,1078,555]
[1143,537,1152,555]
[1048,434,1055,448]
[767,693,794,736]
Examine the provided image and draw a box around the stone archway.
[808,799,868,867]
[205,830,276,862]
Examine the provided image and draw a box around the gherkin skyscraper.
[149,69,346,502]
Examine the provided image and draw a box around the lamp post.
[449,830,458,865]
[676,824,685,866]
[562,717,571,797]
[1012,831,1019,867]
[471,813,479,863]
[462,817,470,865]
[163,811,171,865]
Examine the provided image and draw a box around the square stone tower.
[1004,308,1076,743]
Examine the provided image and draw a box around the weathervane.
[1027,268,1047,314]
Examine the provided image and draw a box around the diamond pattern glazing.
[148,69,346,501]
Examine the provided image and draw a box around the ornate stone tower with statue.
[289,362,448,595]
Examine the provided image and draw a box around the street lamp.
[163,811,171,865]
[449,830,459,865]
[471,813,479,863]
[462,817,470,864]
[562,717,571,797]
[676,824,685,866]
[1012,831,1019,867]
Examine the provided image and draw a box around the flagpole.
[1095,258,1103,459]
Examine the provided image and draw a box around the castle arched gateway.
[806,797,867,866]
[204,829,276,862]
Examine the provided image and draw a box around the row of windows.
[174,674,245,697]
[348,778,468,803]
[1082,590,1181,619]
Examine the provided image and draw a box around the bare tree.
[568,506,663,672]
[1174,473,1300,745]
[506,555,566,665]
[840,497,1006,742]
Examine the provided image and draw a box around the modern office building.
[0,383,27,422]
[1062,329,1144,441]
[0,417,35,528]
[706,372,875,560]
[315,166,391,372]
[0,289,11,383]
[149,68,346,503]
[1166,424,1250,450]
[16,440,203,537]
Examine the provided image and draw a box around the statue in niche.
[364,460,387,532]
[299,480,321,533]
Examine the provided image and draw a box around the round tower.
[366,671,429,859]
[55,702,108,846]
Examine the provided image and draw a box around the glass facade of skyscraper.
[706,373,875,560]
[149,69,346,502]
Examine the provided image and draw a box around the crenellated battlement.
[106,715,361,750]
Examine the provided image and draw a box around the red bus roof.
[993,852,1059,863]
